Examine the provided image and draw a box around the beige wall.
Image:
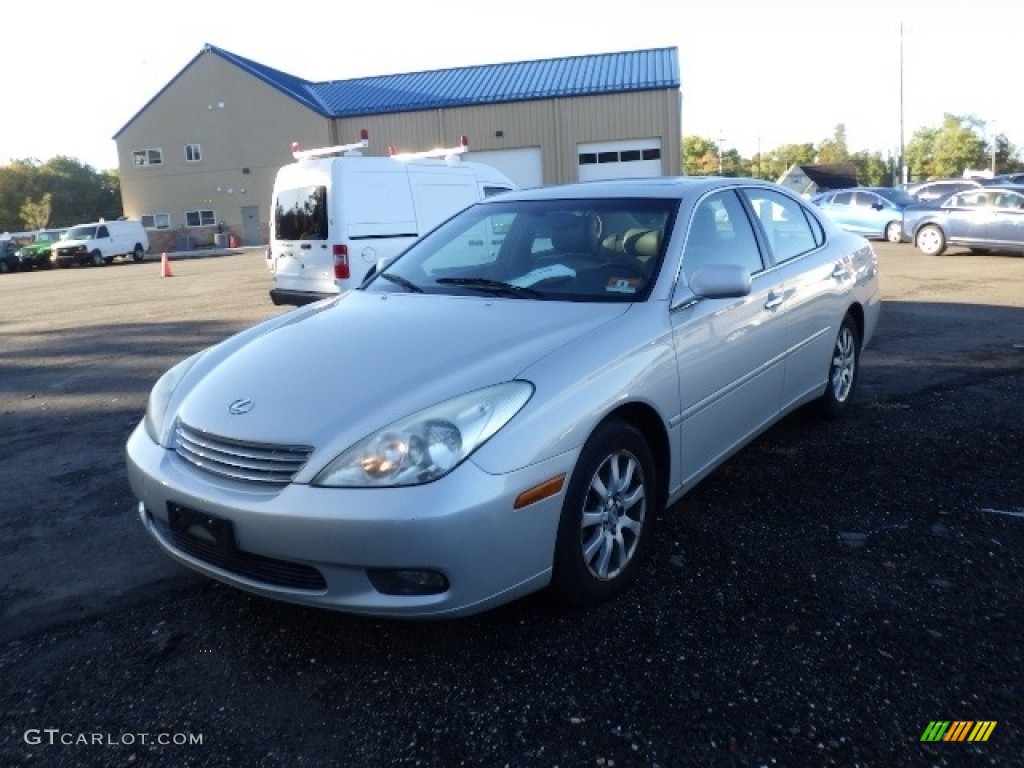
[117,53,681,249]
[117,53,329,244]
[330,89,681,186]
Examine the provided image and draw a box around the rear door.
[742,187,839,411]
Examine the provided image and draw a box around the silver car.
[126,177,881,618]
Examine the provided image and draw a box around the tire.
[815,313,860,419]
[0,260,9,274]
[90,250,105,267]
[915,224,947,256]
[132,244,145,262]
[885,221,903,243]
[550,419,656,608]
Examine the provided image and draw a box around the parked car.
[126,176,881,619]
[902,185,1024,256]
[0,238,21,273]
[16,228,67,269]
[810,187,917,242]
[987,172,1024,185]
[904,178,986,203]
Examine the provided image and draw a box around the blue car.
[902,185,1024,256]
[811,187,917,243]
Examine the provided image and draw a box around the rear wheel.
[550,419,656,608]
[915,224,947,256]
[885,221,903,243]
[132,244,145,262]
[0,260,9,274]
[815,313,860,419]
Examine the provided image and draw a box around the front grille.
[175,421,312,485]
[151,511,327,591]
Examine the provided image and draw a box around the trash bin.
[214,233,229,248]
[175,235,193,251]
[228,234,241,248]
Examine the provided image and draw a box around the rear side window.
[275,186,328,240]
[743,189,822,263]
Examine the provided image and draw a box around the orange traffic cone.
[160,252,173,278]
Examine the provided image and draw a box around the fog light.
[367,568,449,596]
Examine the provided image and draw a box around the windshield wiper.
[435,277,546,299]
[378,272,424,293]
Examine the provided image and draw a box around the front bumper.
[125,421,574,618]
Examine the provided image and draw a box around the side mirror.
[673,264,752,310]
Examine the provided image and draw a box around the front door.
[670,190,785,488]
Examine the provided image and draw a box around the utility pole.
[899,22,906,185]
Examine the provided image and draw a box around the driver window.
[682,191,763,280]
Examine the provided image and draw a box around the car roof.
[487,176,793,202]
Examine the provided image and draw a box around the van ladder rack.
[292,131,369,161]
[388,136,469,162]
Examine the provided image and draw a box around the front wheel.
[550,419,656,608]
[815,313,861,419]
[915,224,947,256]
[885,221,903,243]
[90,250,105,266]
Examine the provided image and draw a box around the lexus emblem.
[228,398,255,415]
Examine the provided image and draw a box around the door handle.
[764,292,784,311]
[831,263,851,280]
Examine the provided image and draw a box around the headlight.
[143,352,206,444]
[314,381,533,487]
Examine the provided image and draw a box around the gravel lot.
[1,244,1022,767]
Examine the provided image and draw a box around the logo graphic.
[228,398,254,415]
[920,721,996,742]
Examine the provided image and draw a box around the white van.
[51,220,149,267]
[268,135,516,306]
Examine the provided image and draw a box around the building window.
[620,150,642,162]
[597,152,618,164]
[578,153,598,165]
[184,144,202,163]
[641,148,661,161]
[141,213,171,230]
[185,209,216,227]
[133,148,163,167]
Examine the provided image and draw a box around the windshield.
[66,226,98,240]
[35,231,65,243]
[365,198,678,302]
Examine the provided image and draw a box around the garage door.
[577,139,663,181]
[465,147,543,189]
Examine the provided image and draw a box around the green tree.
[0,157,121,231]
[817,124,851,165]
[20,193,53,230]
[682,135,721,175]
[849,151,891,186]
[904,115,986,180]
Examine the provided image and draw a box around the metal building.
[114,44,681,249]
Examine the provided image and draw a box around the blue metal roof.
[115,45,679,138]
[309,48,680,117]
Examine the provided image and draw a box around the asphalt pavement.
[1,243,1022,767]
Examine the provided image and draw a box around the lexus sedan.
[126,177,881,618]
[902,185,1024,256]
[811,186,917,242]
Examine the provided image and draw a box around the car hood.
[174,291,630,455]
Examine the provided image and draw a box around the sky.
[3,0,1019,171]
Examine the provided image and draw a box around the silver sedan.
[126,177,881,618]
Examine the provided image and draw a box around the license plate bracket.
[167,504,237,553]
